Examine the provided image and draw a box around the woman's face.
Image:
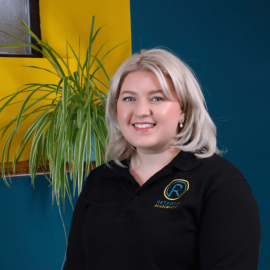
[117,71,185,153]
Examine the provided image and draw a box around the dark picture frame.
[0,0,42,58]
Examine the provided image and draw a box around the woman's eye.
[122,96,134,102]
[122,96,164,102]
[152,97,164,101]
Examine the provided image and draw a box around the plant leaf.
[21,65,59,77]
[62,78,68,124]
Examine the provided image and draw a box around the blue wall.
[0,174,77,269]
[130,0,269,269]
[0,0,269,269]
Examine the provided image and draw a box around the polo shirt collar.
[172,150,202,171]
[99,150,202,179]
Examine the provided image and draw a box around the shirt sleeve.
[63,172,94,270]
[199,179,261,270]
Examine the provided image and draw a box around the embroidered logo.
[164,179,189,200]
[154,179,189,209]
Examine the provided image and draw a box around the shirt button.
[134,196,138,199]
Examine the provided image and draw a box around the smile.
[132,124,157,132]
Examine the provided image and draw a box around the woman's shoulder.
[83,159,123,188]
[193,153,248,199]
[199,153,245,179]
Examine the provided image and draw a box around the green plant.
[0,16,124,211]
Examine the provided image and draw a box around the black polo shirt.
[63,150,261,270]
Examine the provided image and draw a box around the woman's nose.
[133,100,152,115]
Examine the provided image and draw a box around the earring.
[180,119,184,128]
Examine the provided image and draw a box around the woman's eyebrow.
[120,90,164,95]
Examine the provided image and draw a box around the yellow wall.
[0,0,131,163]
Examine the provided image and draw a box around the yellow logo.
[164,179,189,200]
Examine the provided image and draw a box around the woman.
[63,49,261,270]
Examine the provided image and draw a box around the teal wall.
[1,0,269,269]
[130,0,269,269]
[0,174,77,269]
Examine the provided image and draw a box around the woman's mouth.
[132,124,157,133]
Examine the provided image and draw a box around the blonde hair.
[104,48,223,169]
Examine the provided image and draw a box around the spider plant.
[0,16,124,212]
